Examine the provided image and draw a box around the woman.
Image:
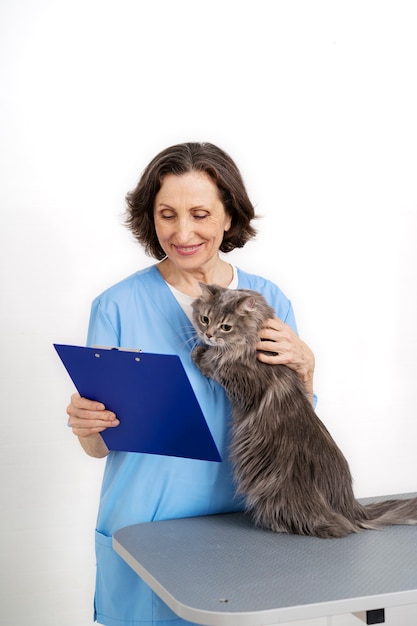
[67,142,315,626]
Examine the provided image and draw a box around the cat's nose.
[205,333,212,339]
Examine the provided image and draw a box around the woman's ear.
[224,213,232,232]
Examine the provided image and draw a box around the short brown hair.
[125,142,257,259]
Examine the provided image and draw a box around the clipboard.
[54,344,222,462]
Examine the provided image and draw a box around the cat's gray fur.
[191,283,417,538]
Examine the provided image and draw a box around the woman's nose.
[175,217,193,242]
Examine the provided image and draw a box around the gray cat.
[191,283,417,538]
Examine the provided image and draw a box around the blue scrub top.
[87,265,298,626]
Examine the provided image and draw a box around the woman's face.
[153,171,232,272]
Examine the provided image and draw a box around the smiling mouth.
[174,244,203,255]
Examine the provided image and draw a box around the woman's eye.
[200,315,209,325]
[220,324,232,332]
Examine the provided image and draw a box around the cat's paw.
[192,345,206,364]
[192,346,212,376]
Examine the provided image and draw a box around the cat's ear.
[199,282,219,297]
[238,295,256,313]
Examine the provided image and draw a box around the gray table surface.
[113,493,417,625]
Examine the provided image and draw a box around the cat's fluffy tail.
[357,496,417,530]
[251,494,417,538]
[310,495,417,538]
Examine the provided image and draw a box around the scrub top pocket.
[94,529,200,626]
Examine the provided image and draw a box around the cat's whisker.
[176,325,198,342]
[181,334,198,347]
[176,323,196,337]
[185,333,200,351]
[185,333,201,349]
[175,324,202,353]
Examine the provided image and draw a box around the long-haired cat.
[191,283,417,538]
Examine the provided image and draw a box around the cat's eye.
[200,315,209,325]
[220,324,232,332]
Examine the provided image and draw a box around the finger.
[70,392,106,412]
[67,404,117,423]
[67,394,115,420]
[256,335,292,351]
[66,394,117,426]
[256,338,297,363]
[256,350,286,365]
[257,327,276,342]
[71,424,106,436]
[258,323,293,343]
[256,339,279,354]
[68,412,119,434]
[71,420,118,436]
[263,317,287,331]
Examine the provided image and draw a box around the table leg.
[352,608,385,624]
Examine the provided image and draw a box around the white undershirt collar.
[166,265,238,322]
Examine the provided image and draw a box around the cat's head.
[191,283,274,350]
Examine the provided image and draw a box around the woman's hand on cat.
[66,393,119,457]
[256,317,315,403]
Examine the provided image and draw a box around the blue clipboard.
[54,344,221,462]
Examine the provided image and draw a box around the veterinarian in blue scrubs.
[66,142,315,626]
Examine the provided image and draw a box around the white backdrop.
[1,1,416,625]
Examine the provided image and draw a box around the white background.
[1,1,416,625]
